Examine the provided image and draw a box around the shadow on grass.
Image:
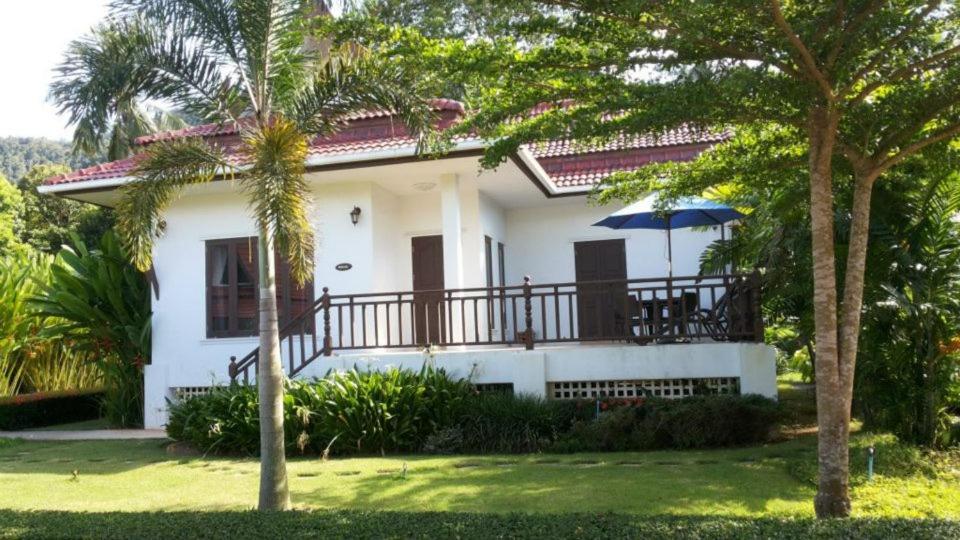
[0,439,212,475]
[2,509,958,540]
[295,452,816,516]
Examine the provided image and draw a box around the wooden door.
[412,235,445,345]
[574,239,627,338]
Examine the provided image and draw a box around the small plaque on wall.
[335,263,353,271]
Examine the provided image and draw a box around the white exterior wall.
[143,166,773,428]
[295,342,777,400]
[504,201,721,285]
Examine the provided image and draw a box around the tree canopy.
[351,0,960,517]
[0,137,96,181]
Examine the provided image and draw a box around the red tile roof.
[43,99,725,191]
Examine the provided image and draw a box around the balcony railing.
[228,273,763,384]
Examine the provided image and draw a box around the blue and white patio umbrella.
[593,192,745,276]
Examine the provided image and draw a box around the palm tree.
[50,17,192,160]
[51,0,436,510]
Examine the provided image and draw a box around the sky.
[0,0,110,141]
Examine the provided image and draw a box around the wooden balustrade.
[228,272,763,383]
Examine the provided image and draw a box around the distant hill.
[0,137,99,181]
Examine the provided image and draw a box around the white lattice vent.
[173,386,213,401]
[474,383,514,394]
[548,377,740,400]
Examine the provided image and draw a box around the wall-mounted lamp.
[350,206,362,226]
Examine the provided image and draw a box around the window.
[206,237,314,338]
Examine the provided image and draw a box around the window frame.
[205,237,315,339]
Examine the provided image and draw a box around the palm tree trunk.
[807,106,851,518]
[256,229,291,511]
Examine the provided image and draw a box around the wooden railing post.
[750,270,764,342]
[228,356,238,382]
[666,275,675,337]
[523,276,534,350]
[321,287,333,356]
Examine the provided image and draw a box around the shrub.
[166,384,261,455]
[2,510,960,540]
[168,372,778,456]
[0,253,101,398]
[553,394,779,452]
[32,231,150,428]
[442,393,582,454]
[0,389,103,430]
[167,366,472,456]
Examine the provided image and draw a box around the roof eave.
[39,138,495,195]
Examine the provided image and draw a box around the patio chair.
[694,280,749,341]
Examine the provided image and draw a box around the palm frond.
[235,0,311,116]
[50,17,169,157]
[241,118,314,284]
[112,0,311,121]
[142,29,248,123]
[112,0,247,65]
[115,138,230,271]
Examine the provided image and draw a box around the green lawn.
[1,378,958,538]
[0,438,811,516]
[0,433,957,520]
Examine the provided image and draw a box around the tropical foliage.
[50,19,192,160]
[857,179,960,448]
[51,0,439,510]
[31,231,150,427]
[0,252,102,399]
[168,367,778,457]
[0,137,96,181]
[0,175,26,257]
[354,0,960,517]
[167,367,473,456]
[15,165,115,253]
[553,394,779,452]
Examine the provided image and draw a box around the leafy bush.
[553,394,779,452]
[0,252,101,398]
[32,231,150,428]
[0,389,103,430]
[287,367,473,455]
[3,510,960,540]
[166,384,261,455]
[169,372,779,456]
[424,393,582,454]
[167,366,473,456]
[854,180,960,448]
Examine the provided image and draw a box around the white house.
[40,100,776,429]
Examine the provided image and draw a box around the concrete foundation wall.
[145,341,777,428]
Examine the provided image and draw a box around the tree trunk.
[838,172,878,399]
[807,106,851,518]
[920,353,941,447]
[256,229,291,511]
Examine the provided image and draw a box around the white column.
[440,173,464,290]
[458,177,484,288]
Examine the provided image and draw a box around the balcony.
[228,273,763,384]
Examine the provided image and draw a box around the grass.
[0,433,957,519]
[0,438,814,516]
[0,376,957,537]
